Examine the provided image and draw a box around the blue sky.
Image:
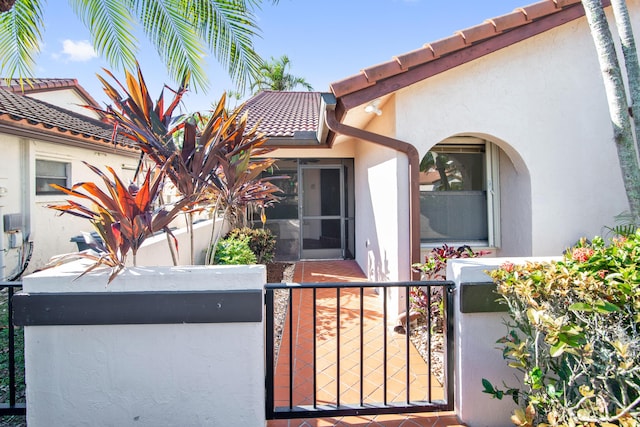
[36,0,528,112]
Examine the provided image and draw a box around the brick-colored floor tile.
[267,261,463,427]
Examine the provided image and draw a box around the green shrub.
[484,232,640,426]
[225,227,276,264]
[213,236,257,265]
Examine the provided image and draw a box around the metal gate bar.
[0,282,26,416]
[265,281,454,420]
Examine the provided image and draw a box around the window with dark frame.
[419,142,493,245]
[36,159,70,195]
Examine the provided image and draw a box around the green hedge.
[485,232,640,426]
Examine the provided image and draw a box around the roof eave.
[0,116,138,157]
[332,1,592,114]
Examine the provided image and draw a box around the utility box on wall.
[3,214,22,232]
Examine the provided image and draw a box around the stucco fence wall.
[132,216,228,266]
[14,256,552,426]
[448,257,561,427]
[16,263,266,427]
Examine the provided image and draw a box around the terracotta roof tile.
[331,74,375,98]
[488,10,528,32]
[394,47,437,70]
[363,60,403,83]
[0,89,131,147]
[241,91,320,138]
[427,34,467,57]
[456,22,497,45]
[554,0,582,7]
[519,1,560,20]
[0,78,79,92]
[330,0,587,101]
[0,77,102,108]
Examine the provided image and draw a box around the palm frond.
[186,0,263,91]
[69,0,138,71]
[0,0,44,82]
[250,54,313,93]
[604,210,639,238]
[133,0,207,90]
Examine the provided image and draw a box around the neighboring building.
[0,78,103,119]
[245,0,634,283]
[0,81,139,278]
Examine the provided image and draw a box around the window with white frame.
[36,159,70,195]
[419,137,500,247]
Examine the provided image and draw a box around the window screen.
[36,159,70,195]
[419,145,488,242]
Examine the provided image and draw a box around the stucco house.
[0,79,139,278]
[245,0,634,283]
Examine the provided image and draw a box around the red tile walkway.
[267,260,464,427]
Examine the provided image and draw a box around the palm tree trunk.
[610,0,640,151]
[582,0,640,224]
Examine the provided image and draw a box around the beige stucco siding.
[393,11,630,255]
[0,135,26,278]
[350,99,414,282]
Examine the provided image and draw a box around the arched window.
[419,137,500,247]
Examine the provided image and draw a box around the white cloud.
[60,39,97,62]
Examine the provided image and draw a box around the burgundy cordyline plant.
[46,65,285,282]
[47,161,192,283]
[86,65,285,265]
[411,245,490,329]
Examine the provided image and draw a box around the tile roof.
[241,91,320,138]
[1,78,79,91]
[330,0,593,101]
[0,77,102,108]
[0,88,132,148]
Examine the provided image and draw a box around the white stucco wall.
[26,88,102,119]
[31,140,139,270]
[0,133,139,277]
[0,134,25,280]
[354,142,408,283]
[394,10,632,256]
[22,263,266,427]
[133,217,228,266]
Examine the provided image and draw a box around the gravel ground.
[270,264,295,365]
[409,323,445,385]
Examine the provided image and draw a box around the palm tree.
[0,0,277,91]
[581,0,640,225]
[251,55,313,93]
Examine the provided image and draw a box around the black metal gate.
[0,281,26,417]
[265,281,454,420]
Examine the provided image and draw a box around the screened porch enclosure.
[260,159,355,261]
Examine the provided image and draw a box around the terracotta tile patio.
[267,260,464,427]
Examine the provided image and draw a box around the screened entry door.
[300,165,347,259]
